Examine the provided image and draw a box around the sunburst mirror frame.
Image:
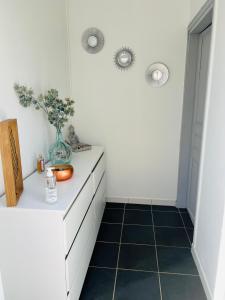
[114,47,135,71]
[82,27,104,54]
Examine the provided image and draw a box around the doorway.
[177,2,213,222]
[187,25,212,220]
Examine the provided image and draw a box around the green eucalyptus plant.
[14,83,75,132]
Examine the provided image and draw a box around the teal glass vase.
[49,129,72,165]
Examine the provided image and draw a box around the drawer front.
[92,155,105,191]
[66,200,97,299]
[64,175,94,254]
[94,174,106,230]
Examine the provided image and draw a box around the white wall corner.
[191,246,213,300]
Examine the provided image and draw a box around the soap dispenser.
[45,168,57,204]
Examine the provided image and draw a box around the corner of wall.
[64,0,72,97]
[191,246,213,299]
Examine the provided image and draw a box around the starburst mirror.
[114,47,135,70]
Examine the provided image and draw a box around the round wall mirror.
[114,47,135,70]
[82,28,104,54]
[145,63,169,87]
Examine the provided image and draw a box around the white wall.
[68,0,189,203]
[0,0,69,195]
[0,272,4,300]
[190,0,207,20]
[193,0,225,298]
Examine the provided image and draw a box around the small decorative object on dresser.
[37,154,45,173]
[14,84,75,164]
[50,164,74,182]
[66,125,92,152]
[0,119,23,207]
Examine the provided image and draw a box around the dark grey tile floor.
[80,203,206,300]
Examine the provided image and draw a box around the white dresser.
[0,146,106,300]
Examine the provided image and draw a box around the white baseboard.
[106,197,129,203]
[191,246,213,300]
[151,198,176,206]
[106,197,176,207]
[187,207,195,225]
[129,197,152,205]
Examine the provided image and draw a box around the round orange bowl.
[50,164,74,181]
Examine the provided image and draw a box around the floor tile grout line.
[158,271,199,277]
[151,205,163,300]
[89,265,116,270]
[125,209,152,212]
[106,204,189,211]
[88,265,200,277]
[106,204,181,212]
[156,244,191,249]
[106,207,185,214]
[105,208,125,211]
[102,221,187,229]
[129,209,181,213]
[95,240,191,249]
[178,208,192,246]
[96,241,154,246]
[154,225,185,229]
[111,203,126,300]
[96,241,120,244]
[123,223,153,227]
[102,222,123,225]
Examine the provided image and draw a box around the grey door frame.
[176,0,214,209]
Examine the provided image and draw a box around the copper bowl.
[50,164,74,181]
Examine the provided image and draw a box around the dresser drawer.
[64,175,94,254]
[94,174,106,230]
[92,155,105,191]
[66,200,97,299]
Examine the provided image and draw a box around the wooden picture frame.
[0,119,23,207]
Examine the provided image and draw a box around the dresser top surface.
[0,146,104,214]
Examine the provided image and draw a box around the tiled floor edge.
[112,202,125,299]
[106,197,176,207]
[151,204,163,299]
[88,266,200,277]
[191,246,213,300]
[106,197,129,203]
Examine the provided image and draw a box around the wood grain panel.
[0,119,23,206]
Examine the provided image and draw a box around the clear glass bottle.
[45,168,57,204]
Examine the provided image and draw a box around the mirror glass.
[87,35,98,48]
[117,51,132,67]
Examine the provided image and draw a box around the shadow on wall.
[0,272,5,300]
